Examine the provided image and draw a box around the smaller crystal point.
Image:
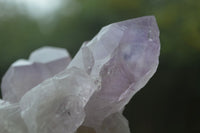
[1,46,71,103]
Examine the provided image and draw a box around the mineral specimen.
[0,16,160,133]
[1,46,71,103]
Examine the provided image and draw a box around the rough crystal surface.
[1,46,71,103]
[0,16,160,133]
[20,67,96,133]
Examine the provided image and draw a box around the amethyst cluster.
[0,16,160,133]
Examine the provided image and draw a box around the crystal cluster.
[0,16,160,133]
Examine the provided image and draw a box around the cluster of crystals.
[0,16,160,133]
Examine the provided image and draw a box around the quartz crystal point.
[1,46,71,103]
[0,100,28,133]
[68,16,160,130]
[20,67,96,133]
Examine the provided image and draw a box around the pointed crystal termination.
[20,67,97,133]
[68,16,160,130]
[1,46,71,103]
[0,100,28,133]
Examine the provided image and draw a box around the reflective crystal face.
[0,16,160,133]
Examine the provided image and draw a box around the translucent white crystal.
[1,46,71,103]
[20,67,96,133]
[0,100,28,133]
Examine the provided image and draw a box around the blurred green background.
[0,0,200,133]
